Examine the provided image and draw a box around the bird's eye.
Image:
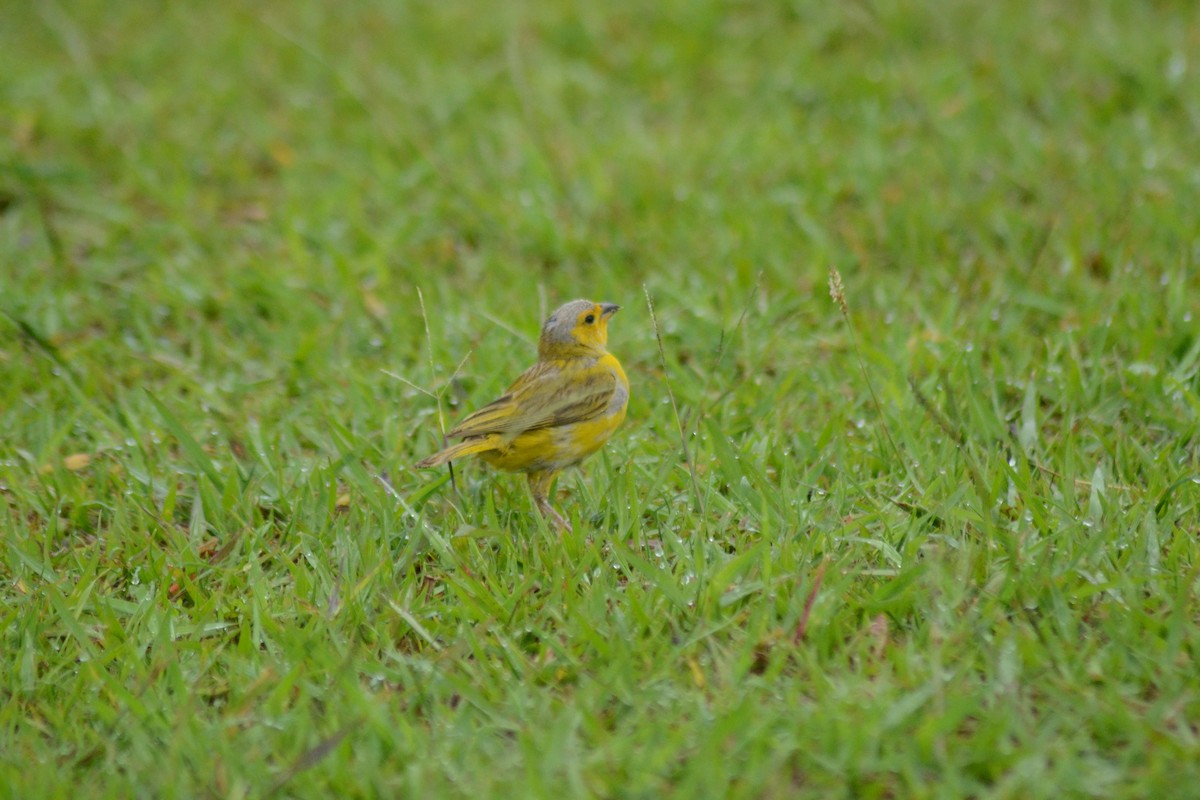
[584,314,595,324]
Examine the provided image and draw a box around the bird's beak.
[600,303,620,319]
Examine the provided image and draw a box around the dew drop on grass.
[1167,52,1187,83]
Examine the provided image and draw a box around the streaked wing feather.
[448,362,615,439]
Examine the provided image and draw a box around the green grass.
[3,0,1199,796]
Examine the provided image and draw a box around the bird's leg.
[527,471,572,533]
[538,498,572,533]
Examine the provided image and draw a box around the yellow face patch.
[570,305,609,350]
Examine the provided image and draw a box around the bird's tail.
[415,435,500,469]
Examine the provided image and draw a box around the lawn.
[2,0,1199,797]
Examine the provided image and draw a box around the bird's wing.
[448,361,617,439]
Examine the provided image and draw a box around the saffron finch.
[416,299,629,531]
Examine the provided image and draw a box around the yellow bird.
[416,299,629,531]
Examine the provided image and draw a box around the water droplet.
[1167,52,1187,83]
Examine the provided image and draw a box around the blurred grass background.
[2,1,1199,797]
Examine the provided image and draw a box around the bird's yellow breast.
[479,353,629,473]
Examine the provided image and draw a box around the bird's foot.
[536,498,573,534]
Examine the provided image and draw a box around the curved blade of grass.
[146,391,223,486]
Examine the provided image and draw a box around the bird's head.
[538,299,620,359]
